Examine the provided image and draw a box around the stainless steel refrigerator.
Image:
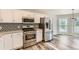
[40,17,53,41]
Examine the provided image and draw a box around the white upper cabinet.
[13,10,22,23]
[0,10,2,22]
[22,11,34,18]
[0,9,14,23]
[34,13,40,23]
[0,9,23,23]
[34,13,47,23]
[0,9,47,23]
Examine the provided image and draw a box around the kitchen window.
[57,14,79,35]
[58,18,68,34]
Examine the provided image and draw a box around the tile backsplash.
[0,23,22,32]
[0,23,39,32]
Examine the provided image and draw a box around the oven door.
[23,33,36,48]
[24,33,36,40]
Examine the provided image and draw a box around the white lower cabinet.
[0,37,4,50]
[0,31,23,50]
[2,34,13,50]
[12,32,23,49]
[36,29,42,42]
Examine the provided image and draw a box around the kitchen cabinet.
[22,11,34,19]
[13,10,22,23]
[22,11,34,18]
[0,10,23,23]
[12,32,23,49]
[34,13,40,23]
[0,37,4,50]
[0,10,2,22]
[36,29,43,42]
[34,13,47,23]
[34,17,40,23]
[0,31,23,50]
[2,34,13,50]
[0,9,14,23]
[0,10,47,23]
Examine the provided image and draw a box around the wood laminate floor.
[22,41,58,50]
[21,35,79,50]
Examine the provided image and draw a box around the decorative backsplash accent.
[0,23,39,32]
[0,23,22,32]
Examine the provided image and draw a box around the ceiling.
[25,9,79,15]
[26,9,56,14]
[25,9,56,14]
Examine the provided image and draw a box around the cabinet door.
[0,10,3,22]
[13,10,22,23]
[12,32,23,49]
[0,9,13,23]
[34,13,40,23]
[34,13,46,23]
[22,11,34,18]
[2,34,13,50]
[36,29,42,42]
[0,37,4,50]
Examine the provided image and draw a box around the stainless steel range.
[23,28,36,48]
[22,18,37,48]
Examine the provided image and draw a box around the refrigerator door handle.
[49,20,51,30]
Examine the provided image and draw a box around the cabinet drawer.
[24,39,36,43]
[24,41,36,48]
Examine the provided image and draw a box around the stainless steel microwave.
[22,18,34,22]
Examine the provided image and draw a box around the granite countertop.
[0,30,23,36]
